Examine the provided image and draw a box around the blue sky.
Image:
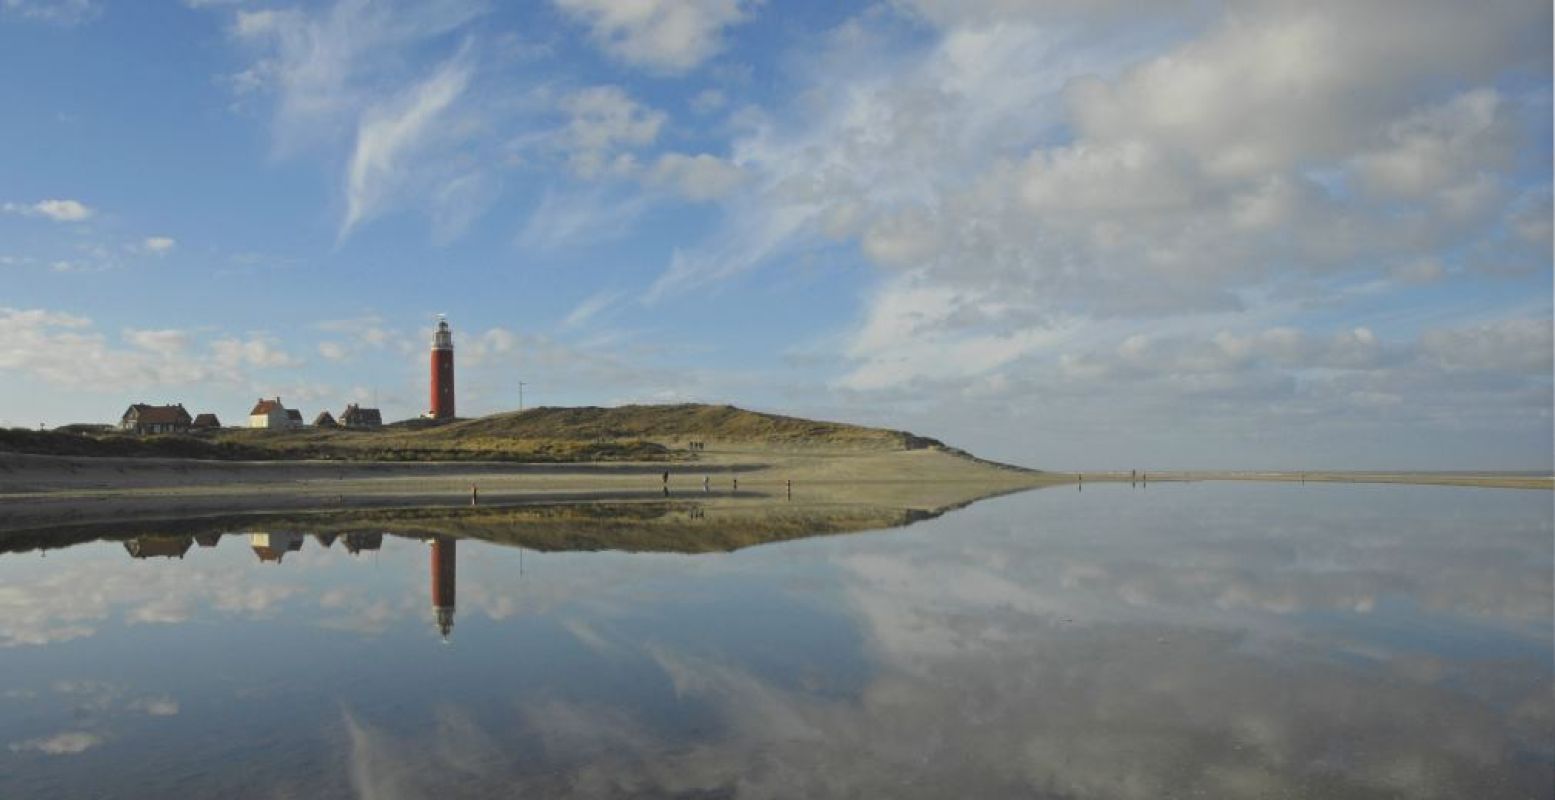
[0,0,1550,470]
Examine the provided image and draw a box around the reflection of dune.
[1,481,1029,557]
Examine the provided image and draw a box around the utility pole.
[518,381,527,412]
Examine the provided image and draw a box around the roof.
[285,409,304,422]
[250,398,285,415]
[191,413,220,427]
[341,404,383,425]
[314,411,338,426]
[123,404,191,425]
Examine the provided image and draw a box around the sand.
[2,446,1546,535]
[0,446,1054,532]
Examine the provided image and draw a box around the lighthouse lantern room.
[429,316,456,419]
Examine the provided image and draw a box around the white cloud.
[563,290,624,329]
[211,334,303,370]
[7,732,103,755]
[1419,318,1553,374]
[690,88,727,114]
[0,307,303,392]
[516,187,653,251]
[1,0,99,25]
[557,85,666,179]
[649,153,746,201]
[222,0,494,240]
[342,46,475,236]
[553,0,761,74]
[627,1,1549,468]
[125,328,192,355]
[142,236,177,253]
[2,198,94,222]
[318,341,349,361]
[837,278,1059,391]
[127,697,180,716]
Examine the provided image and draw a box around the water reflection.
[125,526,464,641]
[344,531,383,555]
[248,531,303,564]
[427,536,456,641]
[121,536,192,560]
[0,485,1549,798]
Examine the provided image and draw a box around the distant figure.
[786,478,792,499]
[663,485,669,497]
[470,484,479,506]
[662,470,669,485]
[732,477,738,491]
[702,475,710,493]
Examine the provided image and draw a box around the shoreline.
[2,449,1547,534]
[0,447,1057,532]
[1062,469,1552,491]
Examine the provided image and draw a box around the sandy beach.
[0,445,1054,533]
[2,444,1547,535]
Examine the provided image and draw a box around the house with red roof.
[119,403,192,435]
[248,397,291,429]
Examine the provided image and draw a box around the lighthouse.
[429,317,455,419]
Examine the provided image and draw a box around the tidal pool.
[1,482,1550,798]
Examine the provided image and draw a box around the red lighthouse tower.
[429,316,455,419]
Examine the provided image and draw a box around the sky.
[0,0,1550,471]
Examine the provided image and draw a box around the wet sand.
[0,446,1053,532]
[3,447,1546,534]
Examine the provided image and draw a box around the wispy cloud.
[220,0,496,241]
[342,43,476,238]
[2,198,94,222]
[0,0,100,26]
[562,290,624,329]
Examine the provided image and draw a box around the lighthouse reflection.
[426,536,457,641]
[117,529,460,641]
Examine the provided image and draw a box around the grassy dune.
[1,404,943,463]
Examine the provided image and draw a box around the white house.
[248,397,291,429]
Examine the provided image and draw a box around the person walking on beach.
[702,475,710,493]
[470,484,479,506]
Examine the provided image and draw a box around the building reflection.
[123,535,194,559]
[344,532,384,555]
[249,531,303,564]
[426,536,457,641]
[114,527,459,642]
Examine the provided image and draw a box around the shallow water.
[1,482,1550,799]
